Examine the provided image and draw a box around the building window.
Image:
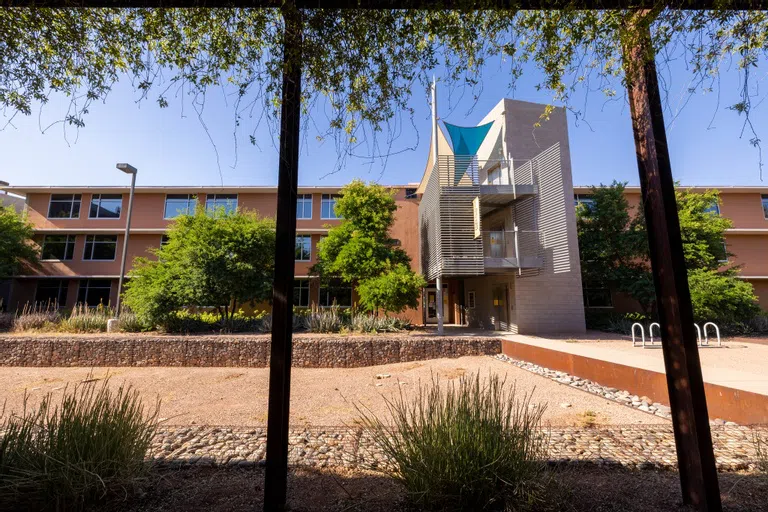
[467,291,476,309]
[487,167,501,185]
[41,235,76,261]
[160,235,170,247]
[295,235,311,261]
[321,194,342,219]
[77,279,112,307]
[762,194,768,220]
[584,288,613,308]
[35,279,67,306]
[717,240,729,263]
[574,194,596,212]
[704,200,720,216]
[296,194,313,219]
[205,194,238,216]
[164,194,197,219]
[319,280,352,307]
[89,194,123,218]
[294,279,310,308]
[83,235,117,260]
[47,194,81,219]
[404,188,418,199]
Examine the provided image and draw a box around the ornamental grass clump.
[358,373,549,511]
[59,303,111,333]
[0,377,159,510]
[12,302,60,332]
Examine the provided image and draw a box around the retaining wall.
[0,335,501,368]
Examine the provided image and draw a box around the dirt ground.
[102,465,768,512]
[0,356,658,427]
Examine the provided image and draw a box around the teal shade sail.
[443,121,494,184]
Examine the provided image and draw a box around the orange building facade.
[574,186,768,312]
[2,186,423,324]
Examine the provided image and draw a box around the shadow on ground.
[104,464,768,512]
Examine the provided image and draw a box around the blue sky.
[1,54,766,189]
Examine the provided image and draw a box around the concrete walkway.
[504,333,768,396]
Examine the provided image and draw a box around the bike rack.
[703,322,721,347]
[648,322,660,346]
[632,322,722,348]
[631,323,646,348]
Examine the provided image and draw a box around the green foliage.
[357,264,426,314]
[576,181,653,312]
[2,8,767,162]
[358,373,549,511]
[313,180,425,315]
[0,205,38,278]
[675,188,733,270]
[59,304,111,333]
[0,377,158,509]
[123,209,275,328]
[159,309,267,334]
[687,269,760,325]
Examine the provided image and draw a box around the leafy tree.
[357,264,427,314]
[578,183,760,322]
[123,209,275,327]
[0,205,38,279]
[688,269,760,325]
[313,180,424,314]
[576,181,654,312]
[2,8,766,168]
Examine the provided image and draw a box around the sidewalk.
[504,333,768,396]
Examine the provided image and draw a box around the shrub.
[357,264,426,314]
[303,305,347,333]
[350,313,410,333]
[688,269,761,325]
[0,377,159,509]
[358,373,549,511]
[13,302,61,332]
[59,304,111,333]
[116,311,147,333]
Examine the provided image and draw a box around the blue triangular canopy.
[443,121,494,184]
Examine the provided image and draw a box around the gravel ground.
[0,356,657,427]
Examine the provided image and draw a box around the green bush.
[688,269,760,325]
[358,373,549,511]
[0,377,159,509]
[116,311,147,333]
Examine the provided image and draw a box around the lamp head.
[116,163,137,174]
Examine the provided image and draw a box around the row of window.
[47,193,345,220]
[35,278,350,309]
[576,193,768,220]
[41,233,324,262]
[292,279,352,308]
[35,279,112,307]
[42,235,118,261]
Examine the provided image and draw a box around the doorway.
[425,287,449,324]
[492,285,508,331]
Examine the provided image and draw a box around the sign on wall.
[473,196,481,238]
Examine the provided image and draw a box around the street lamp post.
[113,163,137,321]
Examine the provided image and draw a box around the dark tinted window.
[35,279,67,306]
[294,279,310,307]
[77,279,112,307]
[89,194,122,218]
[295,235,311,261]
[319,279,352,307]
[83,235,117,260]
[41,235,76,260]
[405,188,418,199]
[165,194,196,219]
[47,194,81,219]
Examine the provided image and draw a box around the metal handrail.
[703,322,721,347]
[632,323,646,347]
[649,322,660,345]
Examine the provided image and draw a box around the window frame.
[296,194,313,220]
[82,234,118,261]
[762,194,768,220]
[574,194,596,211]
[319,280,353,308]
[47,194,82,219]
[35,279,68,306]
[41,234,76,261]
[164,194,197,220]
[295,235,312,261]
[717,240,729,263]
[88,193,123,219]
[160,234,170,247]
[467,291,476,309]
[583,288,613,309]
[77,279,112,307]
[404,188,418,199]
[205,193,238,216]
[293,279,310,308]
[321,194,342,220]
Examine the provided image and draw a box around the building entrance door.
[492,285,508,330]
[425,287,449,324]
